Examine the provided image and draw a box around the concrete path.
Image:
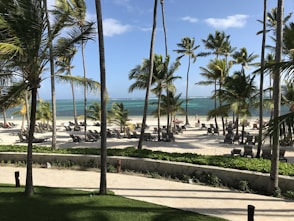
[1,166,294,221]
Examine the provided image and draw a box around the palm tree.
[87,101,101,122]
[256,0,267,158]
[109,102,129,133]
[95,0,107,195]
[36,100,52,125]
[0,0,93,196]
[269,0,284,194]
[232,48,259,71]
[0,0,48,196]
[55,46,79,125]
[44,0,57,149]
[129,55,180,141]
[55,0,94,140]
[202,31,234,130]
[198,58,231,134]
[159,91,185,126]
[137,0,158,150]
[174,37,200,125]
[219,70,258,139]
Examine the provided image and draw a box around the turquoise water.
[5,97,289,118]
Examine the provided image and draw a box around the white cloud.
[103,18,131,37]
[205,14,248,29]
[181,16,198,23]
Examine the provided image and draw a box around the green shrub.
[285,190,294,199]
[238,180,251,192]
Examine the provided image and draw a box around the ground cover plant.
[0,185,226,221]
[1,145,294,176]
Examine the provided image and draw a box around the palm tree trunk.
[160,0,170,136]
[95,0,107,195]
[138,0,158,150]
[269,0,283,194]
[82,39,88,140]
[257,0,267,158]
[157,91,161,141]
[70,80,78,125]
[185,56,190,125]
[25,87,38,196]
[44,0,56,149]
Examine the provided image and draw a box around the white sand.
[2,115,293,162]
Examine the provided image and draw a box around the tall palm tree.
[0,0,94,196]
[202,31,234,129]
[0,0,48,196]
[44,0,57,149]
[95,0,107,195]
[269,0,284,194]
[56,0,92,140]
[256,0,267,158]
[55,46,79,125]
[174,37,200,125]
[198,58,231,134]
[137,0,158,150]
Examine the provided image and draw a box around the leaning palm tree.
[137,0,158,150]
[0,0,49,196]
[95,0,107,194]
[0,0,95,196]
[174,37,200,125]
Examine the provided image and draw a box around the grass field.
[0,185,226,221]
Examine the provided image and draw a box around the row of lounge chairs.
[231,145,288,162]
[17,132,48,143]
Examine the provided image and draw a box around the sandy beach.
[1,115,293,163]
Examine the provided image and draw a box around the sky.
[40,0,294,100]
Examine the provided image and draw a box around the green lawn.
[0,185,226,221]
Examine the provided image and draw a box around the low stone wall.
[1,152,294,192]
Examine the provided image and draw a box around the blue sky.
[40,0,294,100]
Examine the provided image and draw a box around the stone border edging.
[1,152,294,192]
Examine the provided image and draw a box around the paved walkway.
[1,166,294,221]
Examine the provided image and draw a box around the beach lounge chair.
[262,149,288,162]
[70,134,82,142]
[243,145,254,158]
[279,149,288,162]
[207,127,213,135]
[245,135,255,145]
[261,149,271,159]
[22,133,48,143]
[231,148,242,156]
[224,133,233,144]
[88,130,100,139]
[86,133,97,142]
[233,134,240,144]
[143,133,156,141]
[201,123,207,130]
[17,132,27,143]
[213,127,219,135]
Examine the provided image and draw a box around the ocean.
[5,97,289,119]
